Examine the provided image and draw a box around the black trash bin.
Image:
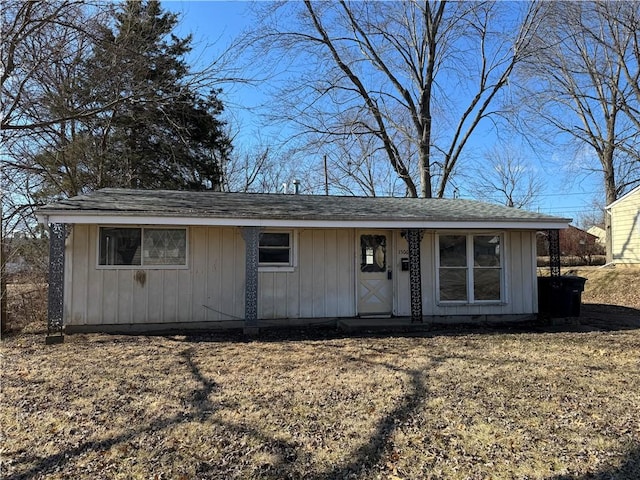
[538,276,587,317]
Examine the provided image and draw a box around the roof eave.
[606,184,640,210]
[37,211,571,231]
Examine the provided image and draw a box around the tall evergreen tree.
[84,0,231,190]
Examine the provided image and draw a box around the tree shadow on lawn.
[6,343,435,480]
[8,322,637,479]
[5,347,299,480]
[306,357,434,480]
[549,443,640,480]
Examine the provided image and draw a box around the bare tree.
[468,144,543,208]
[323,140,400,197]
[515,1,639,262]
[602,2,640,133]
[1,1,113,134]
[222,140,312,194]
[517,1,640,207]
[223,147,290,193]
[245,0,545,198]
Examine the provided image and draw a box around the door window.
[360,235,386,272]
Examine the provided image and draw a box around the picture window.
[438,234,502,303]
[99,227,187,267]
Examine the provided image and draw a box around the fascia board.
[606,185,640,210]
[38,212,571,231]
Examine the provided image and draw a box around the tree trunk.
[1,196,7,334]
[603,147,617,264]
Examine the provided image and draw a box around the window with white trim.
[259,231,292,266]
[438,234,502,303]
[99,227,187,267]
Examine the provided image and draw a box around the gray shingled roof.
[38,188,569,226]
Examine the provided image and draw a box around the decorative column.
[406,229,423,323]
[548,229,561,277]
[241,227,261,335]
[46,223,66,344]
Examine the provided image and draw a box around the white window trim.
[435,232,505,305]
[258,229,298,272]
[96,225,189,270]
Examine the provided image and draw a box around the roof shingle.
[38,188,570,226]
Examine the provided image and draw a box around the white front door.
[357,231,393,315]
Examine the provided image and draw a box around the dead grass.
[572,267,640,310]
[2,326,640,480]
[3,282,48,335]
[2,267,639,479]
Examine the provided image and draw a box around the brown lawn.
[1,267,639,479]
[2,324,639,479]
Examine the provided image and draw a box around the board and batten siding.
[259,229,356,319]
[610,188,640,265]
[64,225,538,327]
[393,230,538,317]
[64,225,246,326]
[64,226,357,326]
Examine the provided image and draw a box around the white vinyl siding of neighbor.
[609,187,640,265]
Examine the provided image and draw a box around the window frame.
[96,226,189,269]
[436,232,505,305]
[258,229,297,272]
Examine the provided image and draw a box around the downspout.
[605,207,613,264]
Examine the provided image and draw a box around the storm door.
[357,231,393,315]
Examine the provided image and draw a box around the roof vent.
[281,181,300,194]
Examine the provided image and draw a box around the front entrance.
[357,231,393,316]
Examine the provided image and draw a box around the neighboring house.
[37,189,570,333]
[607,185,640,266]
[537,225,602,258]
[587,225,606,248]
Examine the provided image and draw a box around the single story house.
[536,225,603,258]
[37,188,570,336]
[606,185,640,266]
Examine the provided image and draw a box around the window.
[259,232,292,266]
[439,235,467,301]
[99,227,187,267]
[360,234,387,272]
[438,234,502,303]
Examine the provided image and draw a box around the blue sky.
[163,0,603,224]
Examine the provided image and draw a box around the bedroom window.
[99,227,187,267]
[438,234,502,303]
[259,232,292,266]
